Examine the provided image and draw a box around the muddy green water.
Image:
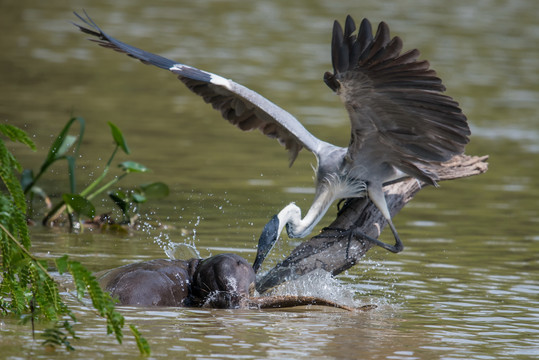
[1,0,538,359]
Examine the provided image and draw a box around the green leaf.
[42,117,85,173]
[55,255,69,275]
[0,124,36,150]
[118,161,149,173]
[55,135,78,158]
[139,182,169,199]
[62,194,95,218]
[109,191,129,215]
[67,262,88,302]
[129,325,151,356]
[131,192,146,203]
[108,122,130,154]
[0,140,30,247]
[65,156,77,194]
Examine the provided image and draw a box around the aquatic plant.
[0,122,150,355]
[20,117,168,230]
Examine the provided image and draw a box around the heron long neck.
[278,189,337,239]
[276,174,368,239]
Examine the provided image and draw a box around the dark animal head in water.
[190,253,256,309]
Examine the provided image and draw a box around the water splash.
[164,242,201,260]
[346,258,400,304]
[147,215,204,260]
[262,269,360,308]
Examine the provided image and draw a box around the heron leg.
[363,185,404,253]
[317,226,402,254]
[351,222,403,253]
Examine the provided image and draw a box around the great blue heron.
[74,12,470,271]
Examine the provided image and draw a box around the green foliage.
[0,124,32,248]
[23,117,84,196]
[41,321,79,351]
[118,161,148,173]
[130,324,151,356]
[17,117,168,230]
[0,122,151,355]
[108,121,130,154]
[0,124,36,151]
[62,194,96,219]
[56,255,126,344]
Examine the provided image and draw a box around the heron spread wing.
[73,11,321,166]
[324,16,470,184]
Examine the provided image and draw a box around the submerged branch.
[257,154,489,293]
[245,295,376,312]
